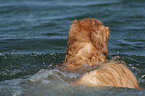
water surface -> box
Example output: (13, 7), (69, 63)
(0, 0), (145, 95)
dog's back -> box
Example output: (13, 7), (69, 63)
(71, 62), (143, 90)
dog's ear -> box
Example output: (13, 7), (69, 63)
(90, 23), (110, 54)
(90, 30), (103, 51)
(67, 19), (79, 45)
(102, 27), (110, 54)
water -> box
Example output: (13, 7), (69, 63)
(0, 0), (145, 95)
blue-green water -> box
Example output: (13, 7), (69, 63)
(0, 0), (145, 95)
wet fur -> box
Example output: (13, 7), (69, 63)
(62, 18), (143, 90)
(63, 18), (110, 71)
(71, 61), (143, 90)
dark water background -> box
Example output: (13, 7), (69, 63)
(0, 0), (145, 95)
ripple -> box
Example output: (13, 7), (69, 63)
(0, 0), (145, 94)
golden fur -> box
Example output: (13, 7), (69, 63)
(71, 61), (143, 90)
(63, 18), (110, 71)
(61, 18), (143, 90)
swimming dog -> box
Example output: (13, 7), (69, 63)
(62, 18), (143, 90)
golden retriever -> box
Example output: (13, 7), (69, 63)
(61, 18), (143, 90)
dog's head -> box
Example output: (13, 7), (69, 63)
(71, 18), (110, 54)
